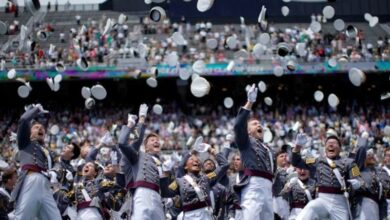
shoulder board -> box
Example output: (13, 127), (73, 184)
(306, 158), (316, 164)
(351, 165), (360, 177)
(169, 181), (178, 191)
(206, 171), (217, 179)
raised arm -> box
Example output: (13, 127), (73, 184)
(234, 84), (258, 151)
(118, 106), (147, 162)
(17, 105), (47, 149)
(354, 137), (369, 170)
(85, 146), (99, 162)
(234, 108), (251, 151)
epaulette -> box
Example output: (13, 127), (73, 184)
(206, 171), (217, 179)
(305, 158), (316, 164)
(169, 181), (178, 191)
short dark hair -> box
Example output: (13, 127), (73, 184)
(2, 168), (17, 185)
(71, 142), (80, 160)
(326, 135), (341, 146)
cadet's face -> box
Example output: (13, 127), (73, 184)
(203, 160), (215, 173)
(30, 123), (45, 143)
(185, 155), (201, 174)
(325, 139), (341, 159)
(103, 164), (116, 176)
(233, 155), (242, 171)
(61, 144), (74, 160)
(247, 120), (263, 140)
(366, 153), (376, 166)
(277, 153), (288, 168)
(81, 145), (90, 158)
(384, 151), (390, 166)
(297, 168), (309, 181)
(145, 136), (161, 154)
(82, 162), (97, 179)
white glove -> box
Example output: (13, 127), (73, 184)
(195, 143), (211, 153)
(357, 136), (368, 148)
(138, 104), (148, 118)
(222, 142), (230, 149)
(165, 198), (174, 208)
(247, 83), (258, 103)
(295, 133), (308, 147)
(171, 151), (181, 163)
(9, 132), (17, 142)
(288, 176), (298, 186)
(226, 134), (234, 142)
(65, 170), (74, 182)
(34, 103), (49, 114)
(49, 171), (58, 184)
(99, 132), (113, 146)
(162, 159), (175, 172)
(193, 136), (204, 151)
(110, 151), (118, 165)
(347, 179), (361, 190)
(127, 114), (138, 127)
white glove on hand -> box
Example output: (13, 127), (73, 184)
(65, 170), (74, 182)
(357, 136), (368, 148)
(171, 151), (181, 163)
(9, 132), (17, 142)
(165, 198), (174, 208)
(295, 133), (308, 147)
(226, 134), (234, 142)
(49, 171), (58, 184)
(110, 151), (118, 165)
(99, 132), (113, 146)
(288, 176), (298, 187)
(222, 142), (230, 149)
(193, 136), (204, 151)
(162, 159), (175, 172)
(138, 104), (148, 118)
(347, 179), (361, 190)
(127, 114), (138, 127)
(247, 84), (258, 103)
(34, 103), (49, 114)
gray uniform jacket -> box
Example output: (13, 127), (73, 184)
(118, 124), (144, 187)
(280, 178), (316, 210)
(273, 168), (289, 197)
(234, 108), (275, 174)
(11, 107), (55, 202)
(165, 151), (230, 210)
(233, 108), (276, 192)
(292, 152), (361, 190)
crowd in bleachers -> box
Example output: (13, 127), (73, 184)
(1, 9), (390, 70)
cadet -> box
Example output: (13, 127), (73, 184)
(118, 104), (169, 220)
(380, 148), (390, 219)
(12, 104), (62, 219)
(280, 165), (316, 220)
(72, 161), (104, 219)
(234, 84), (275, 220)
(166, 146), (229, 220)
(51, 143), (80, 215)
(273, 147), (291, 220)
(0, 168), (17, 219)
(202, 147), (230, 220)
(292, 133), (363, 220)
